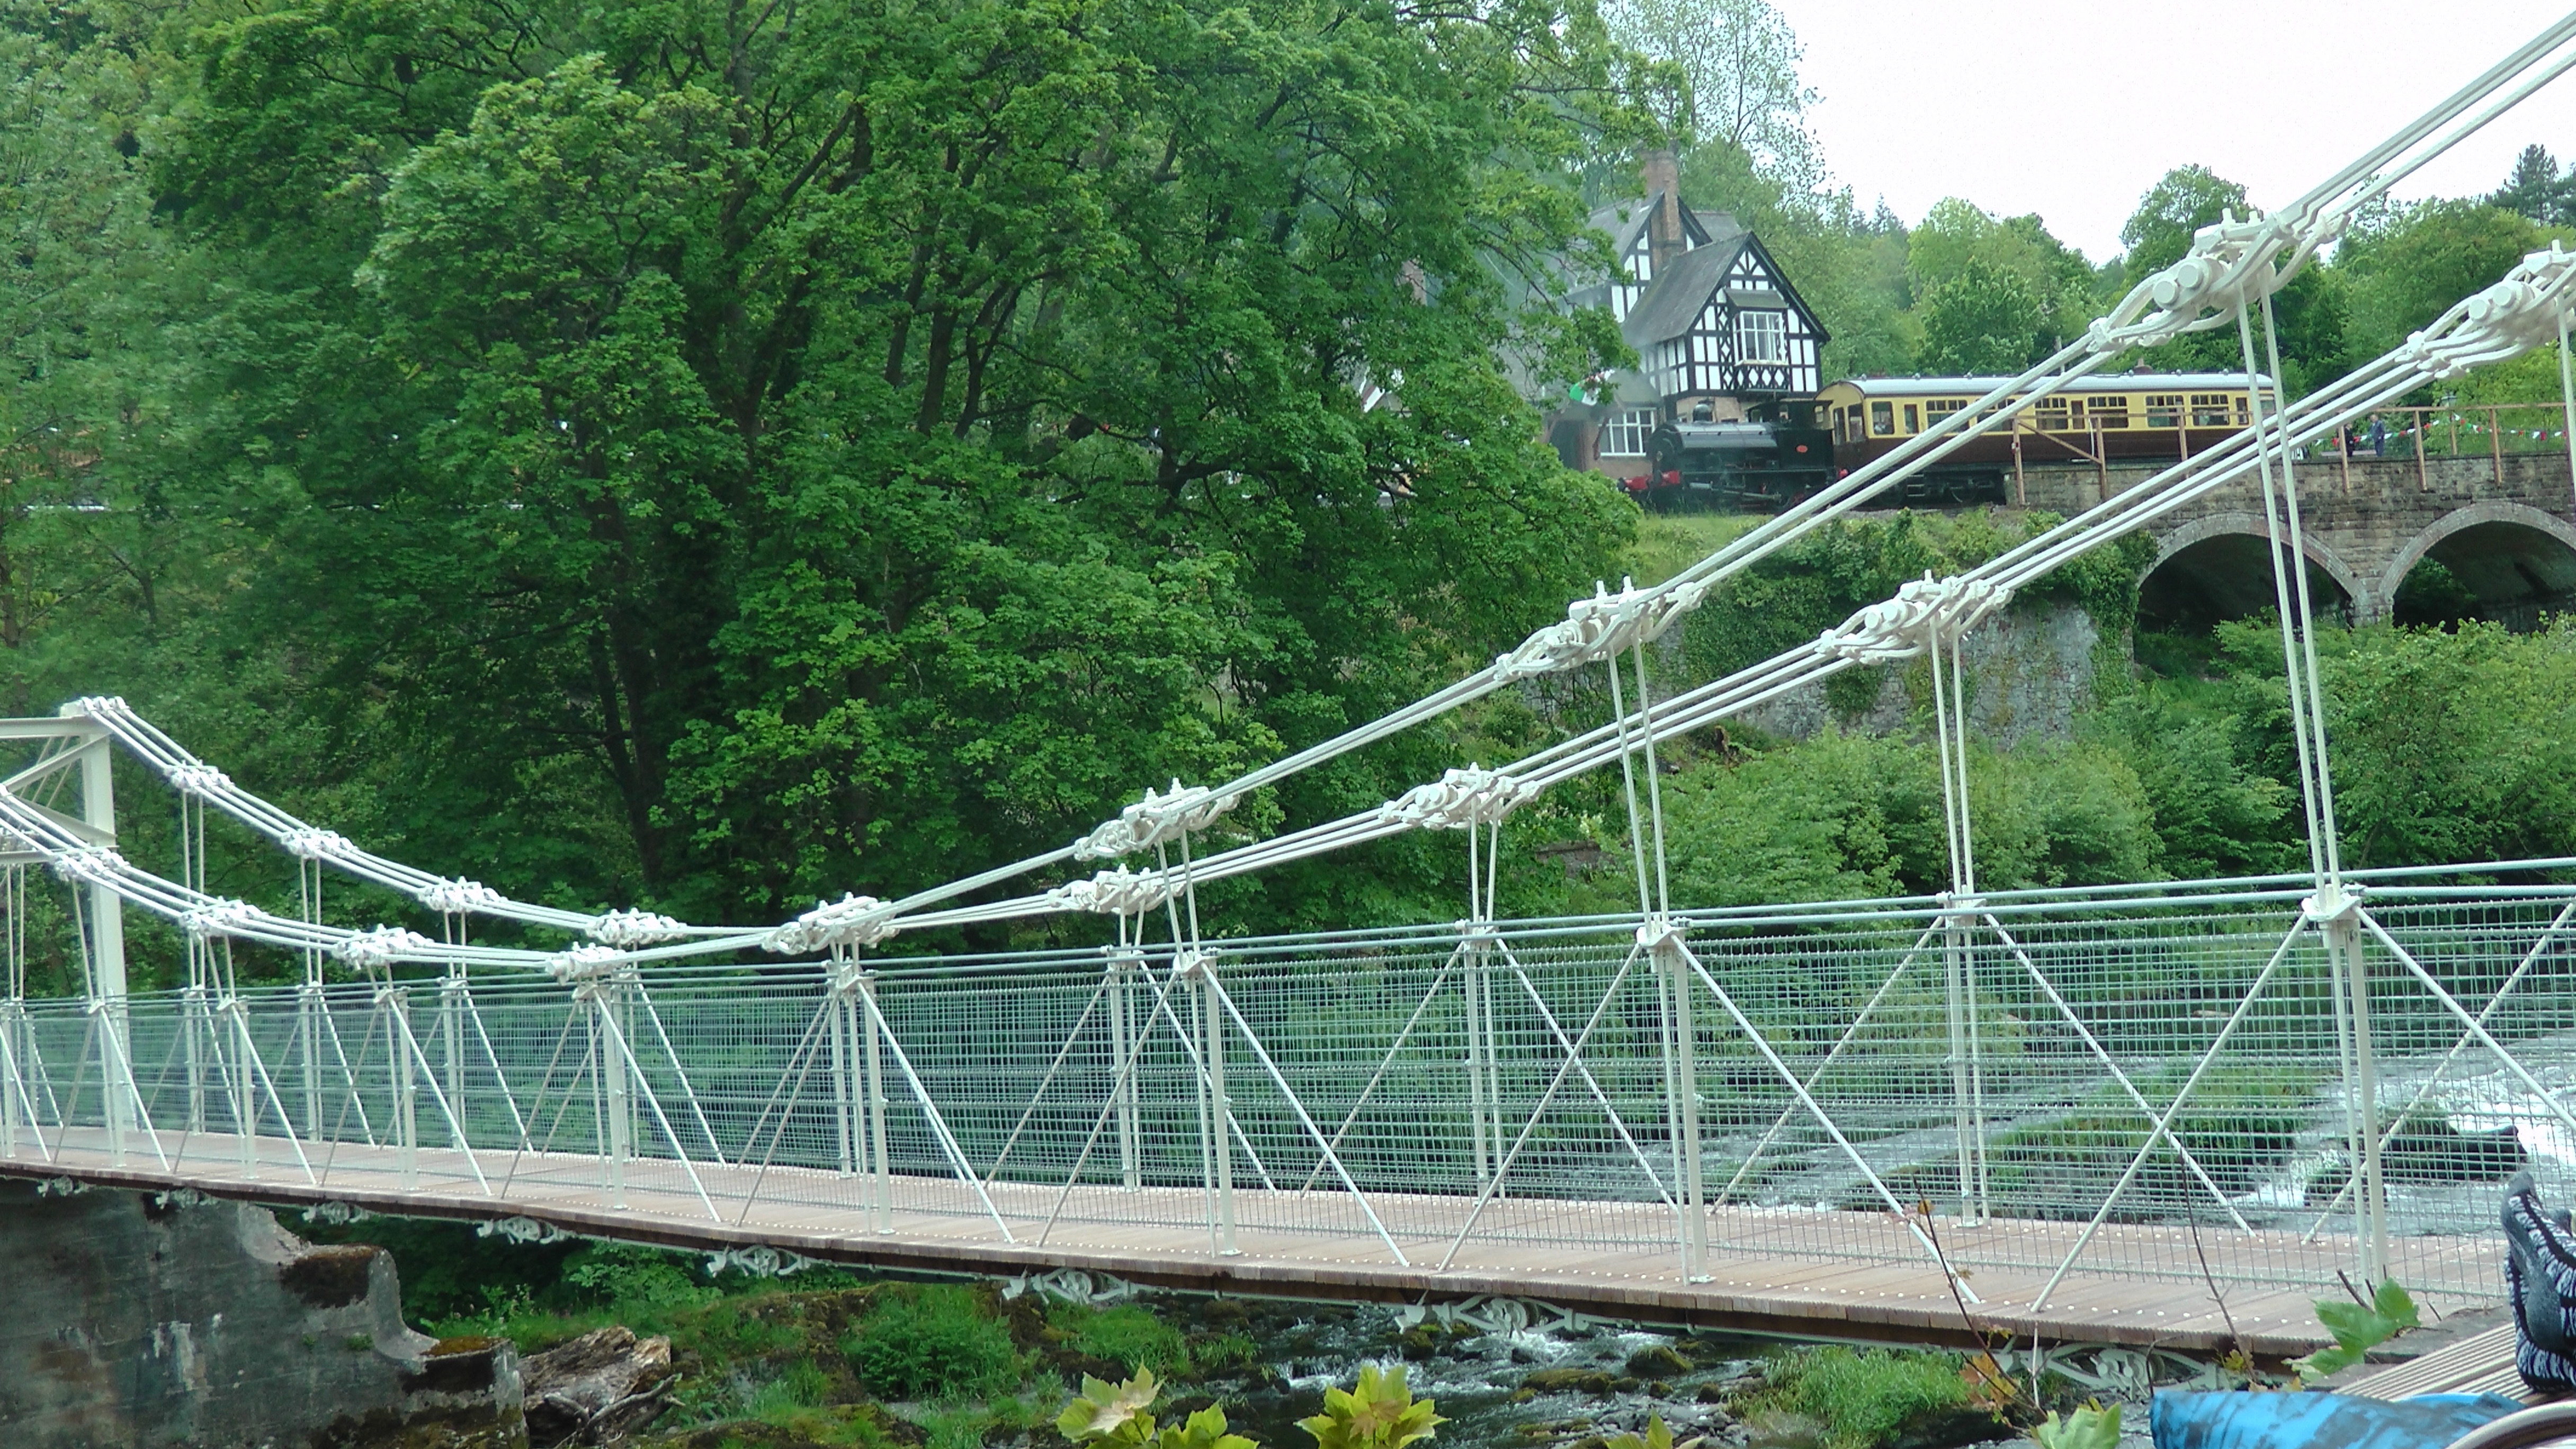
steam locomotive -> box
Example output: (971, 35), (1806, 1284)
(1620, 399), (2004, 513)
(1617, 372), (2274, 513)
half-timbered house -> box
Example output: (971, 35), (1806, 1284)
(1548, 153), (1831, 479)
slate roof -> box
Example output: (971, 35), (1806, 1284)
(1619, 235), (1754, 348)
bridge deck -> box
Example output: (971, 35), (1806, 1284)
(0, 1130), (2509, 1355)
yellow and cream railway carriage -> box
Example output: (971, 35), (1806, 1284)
(1811, 372), (2278, 501)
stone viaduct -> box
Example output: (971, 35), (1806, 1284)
(2017, 451), (2576, 628)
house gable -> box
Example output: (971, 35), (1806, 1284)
(1623, 231), (1828, 402)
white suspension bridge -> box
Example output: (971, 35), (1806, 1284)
(17, 17), (2576, 1358)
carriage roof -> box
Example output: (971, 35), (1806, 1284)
(1823, 372), (2275, 397)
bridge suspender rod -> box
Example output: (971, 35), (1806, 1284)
(2561, 309), (2576, 515)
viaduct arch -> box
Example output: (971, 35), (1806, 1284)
(2022, 452), (2576, 629)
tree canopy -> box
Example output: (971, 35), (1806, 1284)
(2, 0), (1649, 948)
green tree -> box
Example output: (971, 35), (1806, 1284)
(2117, 164), (2247, 278)
(1916, 255), (2044, 374)
(115, 0), (1641, 937)
(2491, 143), (2576, 227)
(1906, 199), (2094, 349)
(1606, 0), (1821, 187)
(2337, 199), (2546, 366)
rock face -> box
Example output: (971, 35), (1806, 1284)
(522, 1327), (675, 1446)
(0, 1177), (523, 1448)
(1732, 597), (2103, 746)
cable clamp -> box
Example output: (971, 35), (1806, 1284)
(2302, 884), (2365, 924)
(1636, 915), (1687, 953)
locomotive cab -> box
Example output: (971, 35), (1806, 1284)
(1640, 401), (1833, 512)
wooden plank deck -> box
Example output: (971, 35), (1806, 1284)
(0, 1129), (2512, 1355)
(2349, 1323), (2537, 1402)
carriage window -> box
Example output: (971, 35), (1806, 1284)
(2088, 395), (2130, 428)
(1903, 404), (1919, 433)
(1596, 407), (1657, 458)
(2145, 393), (2183, 427)
(2034, 399), (2073, 431)
(2189, 392), (2234, 426)
(1925, 398), (1965, 421)
(1736, 309), (1787, 364)
(1870, 400), (1893, 435)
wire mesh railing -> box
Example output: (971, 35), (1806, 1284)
(6, 864), (2570, 1309)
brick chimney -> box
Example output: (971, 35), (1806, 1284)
(1640, 148), (1684, 277)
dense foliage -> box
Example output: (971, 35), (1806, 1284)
(2, 0), (1650, 953)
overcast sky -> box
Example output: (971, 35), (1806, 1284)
(1774, 0), (2576, 262)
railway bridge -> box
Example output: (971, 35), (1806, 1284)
(2020, 450), (2576, 630)
(17, 18), (2576, 1373)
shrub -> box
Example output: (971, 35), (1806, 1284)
(844, 1285), (1023, 1401)
(1754, 1346), (1983, 1449)
(1052, 1303), (1189, 1376)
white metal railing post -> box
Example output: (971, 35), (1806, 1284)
(75, 734), (133, 1142)
(860, 971), (891, 1231)
(1193, 951), (1237, 1255)
(384, 982), (418, 1189)
(227, 997), (255, 1175)
(1, 864), (22, 1159)
(598, 981), (630, 1208)
(183, 979), (209, 1135)
(2328, 905), (2388, 1281)
(1110, 944), (1142, 1192)
(829, 951), (857, 1179)
(1461, 825), (1505, 1194)
(1474, 934), (1505, 1190)
(440, 965), (468, 1149)
(1929, 618), (1989, 1222)
(1, 1001), (17, 1159)
(1653, 920), (1707, 1279)
(1463, 925), (1494, 1190)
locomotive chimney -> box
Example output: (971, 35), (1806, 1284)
(1640, 148), (1683, 277)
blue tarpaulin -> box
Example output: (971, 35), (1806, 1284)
(2153, 1391), (2524, 1449)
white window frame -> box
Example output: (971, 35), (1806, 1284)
(1734, 309), (1787, 364)
(1597, 407), (1657, 458)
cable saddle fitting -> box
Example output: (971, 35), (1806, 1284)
(1817, 574), (2012, 666)
(282, 828), (359, 863)
(2089, 205), (2351, 353)
(2302, 885), (2366, 924)
(1045, 866), (1178, 917)
(1378, 767), (1536, 830)
(763, 892), (896, 954)
(48, 845), (128, 887)
(1071, 779), (1239, 860)
(335, 925), (437, 971)
(2396, 243), (2576, 378)
(588, 907), (688, 948)
(166, 764), (232, 797)
(1491, 575), (1712, 682)
(416, 877), (509, 916)
(178, 899), (260, 938)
